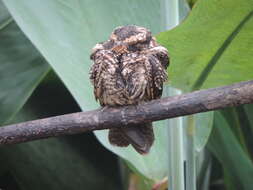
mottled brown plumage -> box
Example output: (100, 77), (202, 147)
(89, 25), (169, 154)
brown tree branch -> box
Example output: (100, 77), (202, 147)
(1, 80), (253, 145)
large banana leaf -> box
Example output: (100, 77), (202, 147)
(157, 0), (253, 91)
(3, 0), (161, 110)
(2, 0), (170, 180)
(0, 1), (50, 125)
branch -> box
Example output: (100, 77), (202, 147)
(1, 80), (253, 145)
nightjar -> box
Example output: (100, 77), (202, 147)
(89, 25), (169, 154)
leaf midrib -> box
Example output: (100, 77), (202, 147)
(192, 10), (253, 91)
(0, 17), (13, 31)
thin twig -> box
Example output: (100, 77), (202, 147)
(1, 80), (253, 145)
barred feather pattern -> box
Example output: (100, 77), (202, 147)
(89, 25), (169, 154)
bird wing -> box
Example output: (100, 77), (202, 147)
(146, 54), (168, 100)
(89, 50), (118, 105)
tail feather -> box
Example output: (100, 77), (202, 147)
(108, 123), (154, 154)
(109, 128), (130, 147)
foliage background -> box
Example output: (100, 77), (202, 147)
(0, 0), (253, 189)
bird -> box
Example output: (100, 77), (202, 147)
(89, 25), (169, 154)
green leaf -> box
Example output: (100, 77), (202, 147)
(220, 108), (250, 155)
(207, 111), (253, 190)
(3, 0), (161, 110)
(223, 168), (238, 190)
(235, 105), (253, 159)
(241, 104), (253, 133)
(3, 0), (169, 180)
(187, 0), (198, 8)
(0, 1), (50, 125)
(157, 0), (253, 91)
(195, 112), (214, 151)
